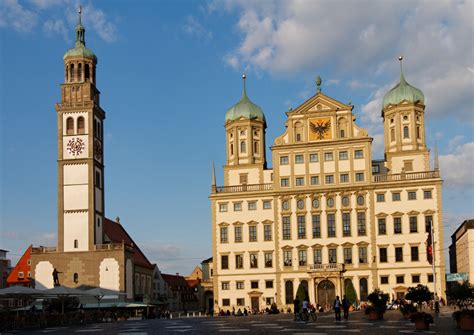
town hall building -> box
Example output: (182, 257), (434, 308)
(210, 63), (446, 312)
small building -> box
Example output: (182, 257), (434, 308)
(162, 273), (199, 312)
(0, 249), (11, 289)
(6, 246), (32, 287)
(152, 264), (167, 305)
(200, 257), (214, 314)
(449, 219), (474, 282)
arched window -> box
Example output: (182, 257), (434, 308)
(99, 122), (103, 139)
(285, 281), (294, 304)
(403, 126), (409, 139)
(294, 121), (303, 142)
(240, 141), (246, 153)
(78, 63), (82, 82)
(93, 120), (97, 135)
(340, 129), (345, 138)
(230, 144), (234, 155)
(73, 273), (79, 283)
(390, 128), (395, 142)
(77, 116), (85, 134)
(338, 117), (348, 139)
(254, 141), (258, 154)
(416, 126), (420, 139)
(66, 66), (69, 82)
(85, 64), (90, 81)
(359, 278), (368, 301)
(66, 117), (74, 135)
(70, 64), (74, 82)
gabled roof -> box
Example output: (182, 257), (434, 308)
(7, 245), (32, 286)
(103, 218), (153, 269)
(162, 273), (191, 291)
(288, 91), (352, 116)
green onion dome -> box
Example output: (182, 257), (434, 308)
(63, 20), (96, 61)
(382, 56), (424, 109)
(225, 75), (265, 123)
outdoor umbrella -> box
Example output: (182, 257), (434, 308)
(84, 287), (126, 312)
(0, 285), (45, 296)
(44, 286), (94, 314)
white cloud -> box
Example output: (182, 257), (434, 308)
(29, 0), (65, 9)
(183, 15), (212, 40)
(0, 0), (38, 32)
(80, 4), (117, 42)
(43, 18), (69, 42)
(439, 141), (474, 188)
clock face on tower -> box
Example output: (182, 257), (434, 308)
(66, 138), (85, 156)
(94, 139), (102, 160)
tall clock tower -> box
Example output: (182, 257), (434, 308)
(57, 9), (105, 252)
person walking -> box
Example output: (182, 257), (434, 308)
(342, 295), (349, 320)
(334, 296), (342, 321)
(293, 297), (300, 320)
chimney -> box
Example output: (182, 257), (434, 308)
(116, 216), (120, 224)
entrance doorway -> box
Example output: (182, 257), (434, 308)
(251, 297), (259, 312)
(317, 280), (335, 308)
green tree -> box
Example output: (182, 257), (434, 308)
(296, 282), (308, 303)
(405, 285), (432, 311)
(345, 280), (357, 305)
(447, 281), (474, 310)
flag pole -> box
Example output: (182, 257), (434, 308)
(430, 219), (438, 302)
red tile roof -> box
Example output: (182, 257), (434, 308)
(162, 273), (191, 291)
(186, 279), (200, 289)
(103, 218), (153, 269)
(7, 245), (32, 286)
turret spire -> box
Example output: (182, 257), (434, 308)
(75, 5), (86, 47)
(398, 55), (407, 84)
(434, 141), (439, 170)
(241, 74), (247, 99)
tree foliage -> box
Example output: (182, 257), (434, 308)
(447, 281), (474, 310)
(345, 280), (357, 305)
(366, 289), (389, 314)
(405, 285), (433, 310)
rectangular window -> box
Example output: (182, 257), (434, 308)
(222, 299), (230, 306)
(220, 227), (228, 243)
(408, 191), (417, 200)
(325, 175), (334, 184)
(310, 176), (319, 185)
(237, 298), (245, 306)
(379, 248), (387, 263)
(95, 171), (101, 188)
(250, 254), (258, 268)
(395, 247), (403, 262)
(340, 173), (349, 183)
(248, 201), (257, 210)
(264, 224), (272, 241)
(357, 212), (366, 236)
(297, 215), (306, 239)
(355, 172), (365, 182)
(324, 152), (334, 161)
(263, 200), (272, 209)
(249, 226), (257, 242)
(411, 246), (419, 261)
(343, 247), (352, 264)
(236, 281), (244, 289)
(339, 151), (348, 160)
(264, 252), (273, 268)
(327, 214), (336, 237)
(298, 250), (307, 266)
(251, 281), (259, 289)
(396, 275), (404, 284)
(234, 203), (242, 211)
(265, 280), (274, 289)
(309, 153), (319, 162)
(281, 178), (289, 187)
(381, 276), (389, 284)
(412, 275), (420, 283)
(425, 216), (433, 233)
(313, 249), (322, 264)
(235, 254), (243, 269)
(372, 165), (380, 174)
(219, 203), (228, 212)
(342, 212), (351, 237)
(282, 216), (291, 240)
(221, 255), (228, 269)
(234, 226), (242, 243)
(354, 149), (364, 159)
(280, 156), (289, 165)
(295, 154), (304, 164)
(394, 217), (402, 234)
(423, 190), (432, 199)
(328, 248), (337, 263)
(392, 192), (401, 201)
(376, 193), (385, 202)
(428, 274), (434, 282)
(222, 282), (230, 290)
(378, 218), (386, 235)
(359, 247), (368, 264)
(295, 177), (305, 186)
(409, 216), (418, 233)
(312, 215), (321, 238)
(240, 173), (248, 184)
(283, 250), (292, 266)
(74, 239), (78, 248)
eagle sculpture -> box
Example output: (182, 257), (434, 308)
(310, 120), (331, 140)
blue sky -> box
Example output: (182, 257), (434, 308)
(1, 0), (473, 275)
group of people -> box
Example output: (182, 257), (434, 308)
(293, 295), (351, 321)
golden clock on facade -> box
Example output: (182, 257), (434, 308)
(309, 118), (332, 140)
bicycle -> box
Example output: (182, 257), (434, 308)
(299, 307), (317, 322)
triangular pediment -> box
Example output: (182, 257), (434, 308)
(289, 92), (352, 116)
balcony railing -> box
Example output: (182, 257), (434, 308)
(308, 263), (345, 272)
(31, 246), (57, 254)
(214, 183), (273, 194)
(94, 242), (124, 251)
(373, 170), (439, 183)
